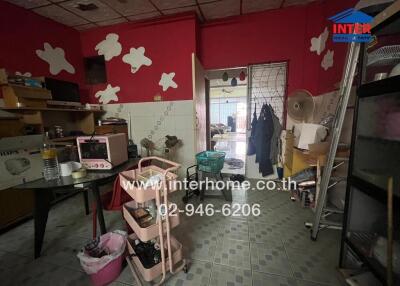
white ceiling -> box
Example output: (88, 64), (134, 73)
(5, 0), (317, 30)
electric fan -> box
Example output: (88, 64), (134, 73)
(287, 89), (315, 122)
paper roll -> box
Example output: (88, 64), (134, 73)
(60, 162), (73, 177)
(60, 161), (82, 177)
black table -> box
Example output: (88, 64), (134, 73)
(13, 159), (140, 258)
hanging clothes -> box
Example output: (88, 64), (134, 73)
(247, 104), (257, 155)
(254, 104), (274, 176)
(269, 106), (282, 165)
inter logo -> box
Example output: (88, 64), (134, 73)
(329, 8), (373, 43)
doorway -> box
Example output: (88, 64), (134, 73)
(207, 68), (248, 175)
(245, 62), (288, 179)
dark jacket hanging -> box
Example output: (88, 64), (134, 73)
(247, 104), (257, 155)
(269, 106), (282, 165)
(254, 104), (274, 176)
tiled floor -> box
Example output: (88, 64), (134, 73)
(213, 132), (246, 175)
(0, 184), (343, 286)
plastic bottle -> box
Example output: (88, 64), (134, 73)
(42, 132), (60, 180)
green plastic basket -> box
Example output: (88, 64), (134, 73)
(195, 151), (226, 173)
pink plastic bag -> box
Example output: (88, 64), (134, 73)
(77, 230), (127, 275)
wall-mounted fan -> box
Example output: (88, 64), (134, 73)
(287, 89), (315, 122)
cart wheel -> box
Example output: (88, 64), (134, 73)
(183, 264), (188, 273)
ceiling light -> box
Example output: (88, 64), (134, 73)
(76, 3), (99, 11)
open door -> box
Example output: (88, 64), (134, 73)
(192, 53), (207, 153)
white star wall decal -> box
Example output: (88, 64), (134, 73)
(159, 72), (178, 91)
(310, 27), (329, 55)
(95, 33), (122, 61)
(122, 47), (152, 74)
(321, 50), (334, 71)
(95, 84), (120, 104)
(15, 71), (32, 77)
(36, 43), (75, 75)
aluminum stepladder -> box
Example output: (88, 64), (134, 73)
(309, 41), (361, 241)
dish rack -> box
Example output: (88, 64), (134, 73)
(119, 156), (187, 285)
(367, 45), (400, 66)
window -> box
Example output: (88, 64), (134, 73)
(247, 62), (288, 128)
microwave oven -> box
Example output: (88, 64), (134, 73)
(77, 133), (128, 170)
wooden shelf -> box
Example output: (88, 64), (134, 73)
(6, 83), (44, 90)
(0, 106), (104, 137)
(1, 107), (105, 113)
(51, 136), (78, 142)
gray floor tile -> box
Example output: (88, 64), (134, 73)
(1, 182), (344, 286)
(214, 239), (251, 269)
(288, 250), (342, 285)
(209, 264), (252, 286)
(165, 259), (212, 286)
(248, 222), (284, 245)
(217, 219), (249, 242)
(115, 265), (135, 285)
(2, 260), (90, 286)
(252, 271), (297, 286)
(181, 230), (219, 262)
(38, 234), (87, 271)
(0, 249), (32, 270)
(296, 279), (334, 286)
(250, 242), (292, 276)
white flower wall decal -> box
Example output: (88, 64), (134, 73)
(95, 84), (120, 104)
(321, 50), (334, 71)
(122, 47), (152, 73)
(310, 27), (329, 55)
(95, 33), (122, 61)
(159, 72), (178, 91)
(36, 43), (75, 75)
(15, 71), (32, 77)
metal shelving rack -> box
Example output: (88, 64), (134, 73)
(119, 156), (187, 285)
(339, 2), (400, 285)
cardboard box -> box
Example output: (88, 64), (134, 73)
(0, 148), (43, 190)
(0, 135), (44, 190)
(308, 142), (330, 155)
(293, 123), (328, 150)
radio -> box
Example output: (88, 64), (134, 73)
(77, 133), (128, 170)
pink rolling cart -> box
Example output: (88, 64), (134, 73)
(119, 156), (187, 285)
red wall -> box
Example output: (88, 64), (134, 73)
(0, 1), (84, 87)
(316, 0), (358, 93)
(1, 0), (356, 103)
(200, 0), (356, 96)
(80, 15), (197, 103)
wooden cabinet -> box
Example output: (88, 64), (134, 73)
(0, 188), (34, 230)
(0, 107), (104, 230)
(95, 124), (128, 142)
(0, 107), (104, 138)
(2, 84), (51, 108)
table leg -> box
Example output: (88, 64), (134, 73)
(82, 190), (89, 215)
(34, 189), (51, 259)
(92, 184), (107, 234)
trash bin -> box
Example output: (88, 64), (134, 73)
(77, 230), (127, 286)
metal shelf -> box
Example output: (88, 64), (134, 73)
(358, 75), (400, 97)
(358, 134), (400, 144)
(345, 235), (388, 285)
(367, 45), (400, 67)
